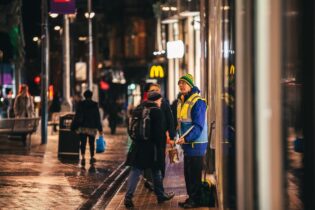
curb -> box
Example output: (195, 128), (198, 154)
(77, 162), (130, 210)
(92, 167), (130, 209)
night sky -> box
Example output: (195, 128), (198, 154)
(22, 0), (41, 60)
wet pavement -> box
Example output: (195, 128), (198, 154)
(0, 123), (130, 209)
(104, 149), (218, 210)
(0, 121), (218, 210)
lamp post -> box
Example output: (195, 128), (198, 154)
(87, 0), (93, 90)
(61, 14), (72, 111)
(41, 0), (49, 144)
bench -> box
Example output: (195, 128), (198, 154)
(0, 117), (40, 148)
(48, 112), (74, 134)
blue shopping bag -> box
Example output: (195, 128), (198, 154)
(96, 135), (106, 153)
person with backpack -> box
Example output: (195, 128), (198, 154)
(176, 74), (208, 208)
(142, 83), (176, 191)
(124, 91), (175, 208)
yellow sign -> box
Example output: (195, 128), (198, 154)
(230, 64), (235, 75)
(150, 65), (164, 78)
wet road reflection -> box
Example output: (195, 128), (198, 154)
(0, 126), (129, 209)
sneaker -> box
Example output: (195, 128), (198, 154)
(157, 192), (175, 203)
(90, 157), (96, 164)
(124, 198), (134, 208)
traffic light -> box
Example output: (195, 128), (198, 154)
(34, 75), (41, 85)
(100, 80), (110, 91)
(48, 85), (54, 100)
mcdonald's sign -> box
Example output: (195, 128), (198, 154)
(149, 65), (165, 78)
(230, 64), (235, 75)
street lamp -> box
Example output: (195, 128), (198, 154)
(78, 36), (87, 41)
(54, 25), (61, 31)
(49, 13), (59, 18)
(84, 12), (95, 19)
(33, 36), (39, 42)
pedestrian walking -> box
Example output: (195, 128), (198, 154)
(176, 74), (208, 208)
(2, 88), (14, 118)
(72, 90), (103, 165)
(49, 93), (61, 132)
(142, 83), (176, 191)
(108, 100), (119, 134)
(124, 91), (175, 208)
(13, 84), (35, 118)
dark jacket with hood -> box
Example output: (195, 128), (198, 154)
(125, 101), (165, 170)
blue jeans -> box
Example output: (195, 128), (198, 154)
(125, 167), (165, 200)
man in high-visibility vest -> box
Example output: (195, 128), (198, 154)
(176, 74), (208, 208)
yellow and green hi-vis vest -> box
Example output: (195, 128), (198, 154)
(177, 93), (208, 156)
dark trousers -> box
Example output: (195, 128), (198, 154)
(143, 168), (153, 183)
(79, 134), (95, 157)
(184, 156), (203, 202)
(126, 167), (165, 200)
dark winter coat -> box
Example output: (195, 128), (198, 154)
(125, 101), (166, 170)
(161, 98), (176, 140)
(72, 99), (103, 132)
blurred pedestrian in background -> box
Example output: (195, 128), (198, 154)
(49, 93), (61, 132)
(13, 84), (35, 146)
(72, 93), (82, 112)
(49, 93), (61, 117)
(72, 90), (103, 165)
(108, 100), (119, 135)
(13, 84), (35, 118)
(2, 88), (14, 118)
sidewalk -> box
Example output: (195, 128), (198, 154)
(106, 150), (218, 210)
(0, 124), (130, 209)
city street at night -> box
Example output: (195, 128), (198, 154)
(1, 0), (315, 209)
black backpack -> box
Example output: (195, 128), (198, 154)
(128, 104), (151, 141)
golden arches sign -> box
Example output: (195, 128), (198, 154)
(150, 65), (164, 78)
(230, 64), (235, 75)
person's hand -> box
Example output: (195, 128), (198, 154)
(176, 137), (185, 145)
(168, 140), (175, 146)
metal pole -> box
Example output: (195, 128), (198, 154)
(41, 0), (49, 144)
(87, 0), (93, 90)
(62, 15), (72, 111)
(256, 0), (283, 209)
(199, 0), (207, 98)
(236, 0), (255, 209)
